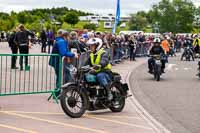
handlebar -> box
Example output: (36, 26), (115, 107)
(80, 65), (101, 73)
(80, 65), (91, 71)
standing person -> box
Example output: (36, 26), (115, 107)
(193, 35), (200, 55)
(1, 32), (5, 42)
(40, 29), (47, 53)
(47, 30), (55, 54)
(161, 36), (170, 63)
(49, 30), (78, 97)
(161, 36), (170, 55)
(78, 37), (88, 53)
(8, 28), (18, 69)
(138, 33), (146, 56)
(68, 31), (81, 54)
(14, 24), (34, 71)
(129, 35), (137, 61)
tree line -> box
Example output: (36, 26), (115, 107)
(129, 0), (200, 33)
(0, 7), (91, 32)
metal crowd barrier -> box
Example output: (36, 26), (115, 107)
(135, 43), (148, 57)
(0, 46), (149, 99)
(0, 54), (62, 101)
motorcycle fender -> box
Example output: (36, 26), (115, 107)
(61, 82), (88, 95)
(155, 64), (161, 71)
(62, 82), (77, 89)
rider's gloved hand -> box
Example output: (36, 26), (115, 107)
(93, 65), (101, 70)
(90, 68), (96, 74)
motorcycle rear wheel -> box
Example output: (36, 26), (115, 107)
(109, 82), (126, 112)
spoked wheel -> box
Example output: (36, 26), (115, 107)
(109, 82), (125, 112)
(60, 85), (88, 118)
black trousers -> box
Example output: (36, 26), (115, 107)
(48, 40), (53, 54)
(19, 45), (29, 67)
(53, 65), (61, 97)
(194, 45), (200, 54)
(130, 47), (136, 61)
(41, 40), (47, 52)
(10, 45), (18, 68)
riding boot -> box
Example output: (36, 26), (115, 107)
(25, 65), (30, 71)
(105, 84), (113, 101)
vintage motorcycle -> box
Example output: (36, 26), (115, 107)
(149, 55), (164, 81)
(60, 65), (130, 118)
(183, 46), (193, 61)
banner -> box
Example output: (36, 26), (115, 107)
(112, 0), (120, 34)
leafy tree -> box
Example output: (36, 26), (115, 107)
(193, 7), (200, 31)
(149, 0), (195, 33)
(0, 7), (92, 32)
(129, 14), (147, 31)
(17, 12), (28, 24)
(0, 12), (9, 20)
(64, 12), (79, 27)
(173, 0), (195, 32)
(83, 23), (97, 30)
(0, 20), (13, 31)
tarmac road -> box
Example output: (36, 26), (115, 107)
(130, 55), (200, 133)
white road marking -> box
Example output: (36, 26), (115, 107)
(184, 68), (192, 71)
(166, 64), (177, 71)
(175, 68), (179, 71)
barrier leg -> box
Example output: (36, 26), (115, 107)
(47, 94), (52, 101)
(47, 91), (59, 104)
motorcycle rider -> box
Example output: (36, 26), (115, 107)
(181, 35), (194, 61)
(87, 38), (113, 100)
(193, 34), (200, 56)
(148, 38), (166, 73)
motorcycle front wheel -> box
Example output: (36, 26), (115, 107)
(60, 85), (88, 118)
(154, 68), (160, 81)
(156, 73), (160, 81)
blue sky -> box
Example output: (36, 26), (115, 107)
(0, 0), (199, 16)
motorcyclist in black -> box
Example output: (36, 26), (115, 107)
(180, 35), (194, 61)
(148, 38), (166, 73)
